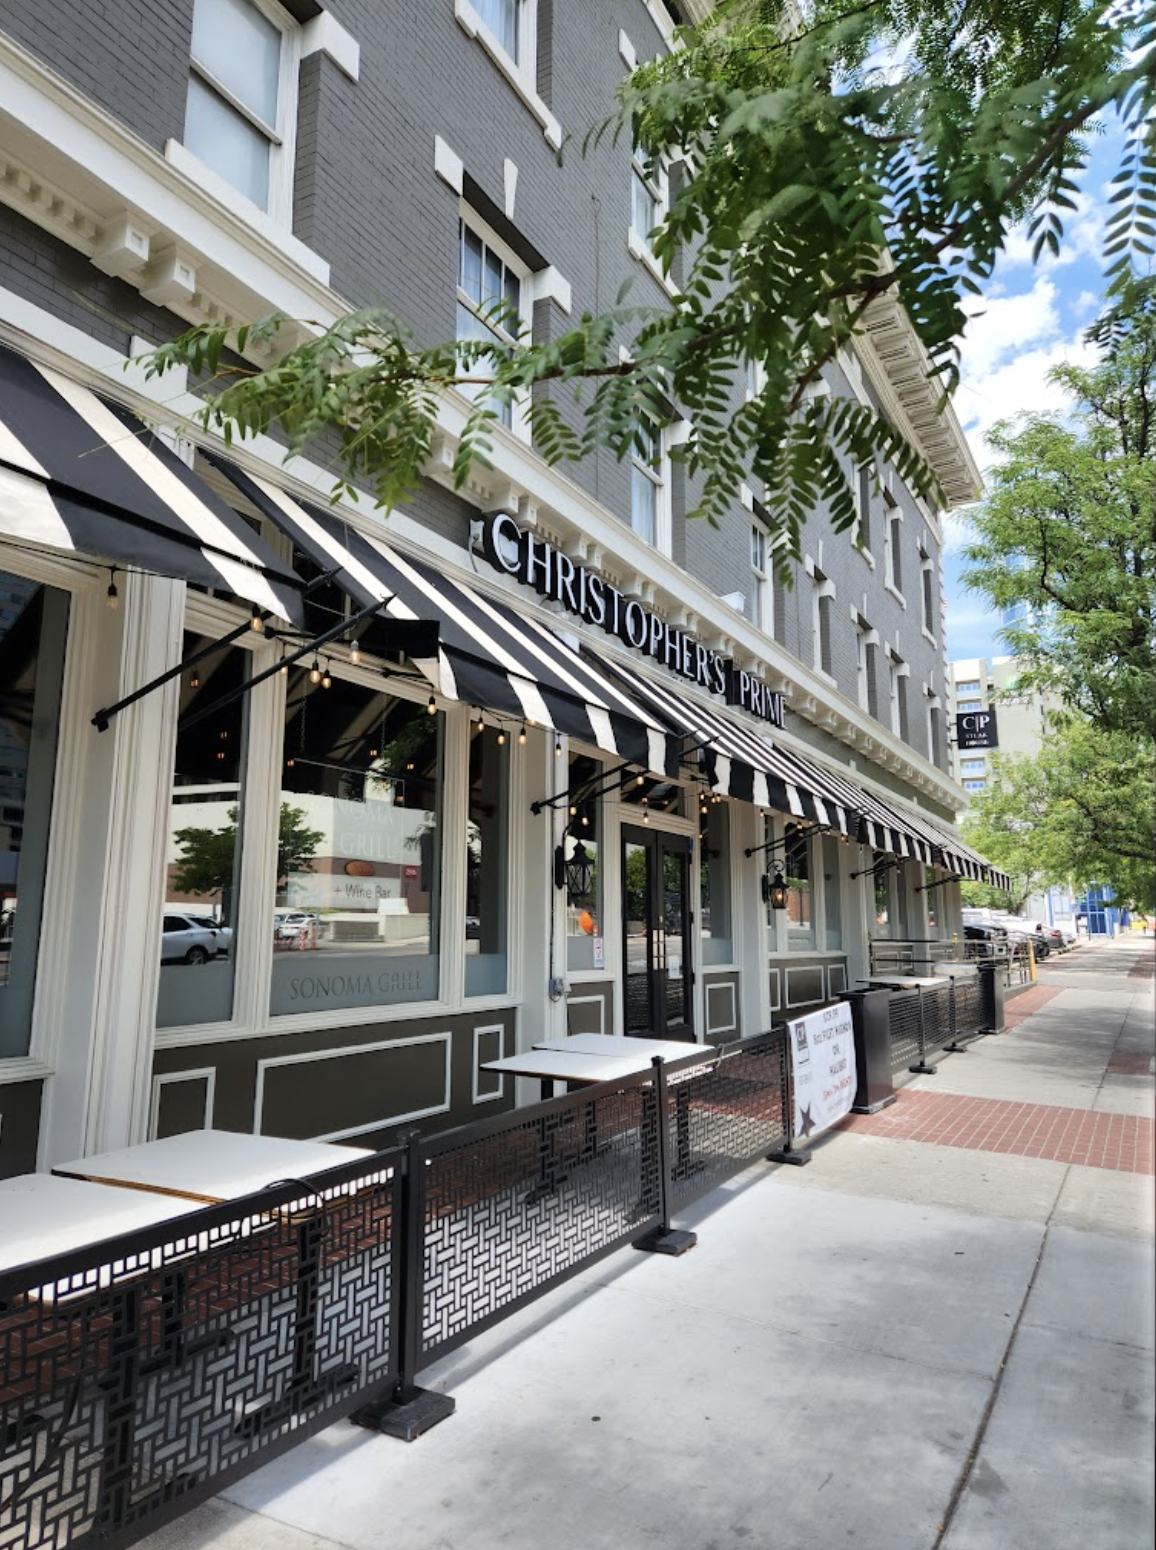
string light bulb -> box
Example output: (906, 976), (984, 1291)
(427, 694), (437, 715)
(517, 724), (527, 746)
(190, 670), (200, 690)
(249, 608), (264, 633)
(475, 707), (485, 733)
(309, 659), (322, 685)
(496, 729), (506, 746)
(349, 638), (361, 666)
(321, 666), (332, 689)
(106, 568), (119, 610)
(555, 738), (562, 758)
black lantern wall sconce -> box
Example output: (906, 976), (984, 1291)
(762, 870), (789, 909)
(554, 838), (595, 896)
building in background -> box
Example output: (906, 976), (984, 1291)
(0, 0), (1003, 1175)
(946, 656), (1077, 926)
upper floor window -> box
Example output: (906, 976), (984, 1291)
(185, 0), (298, 219)
(888, 653), (908, 739)
(631, 144), (668, 253)
(957, 699), (983, 714)
(631, 417), (668, 549)
(749, 523), (769, 632)
(856, 465), (873, 555)
(963, 779), (986, 793)
(474, 0), (522, 59)
(956, 680), (981, 696)
(884, 488), (903, 595)
(812, 571), (835, 677)
(960, 758), (986, 775)
(920, 549), (936, 635)
(456, 216), (524, 433)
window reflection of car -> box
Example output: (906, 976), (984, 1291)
(161, 913), (226, 965)
(275, 912), (319, 942)
(464, 916), (481, 939)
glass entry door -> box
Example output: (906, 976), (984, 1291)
(621, 825), (694, 1040)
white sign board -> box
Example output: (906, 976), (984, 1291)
(788, 1002), (856, 1139)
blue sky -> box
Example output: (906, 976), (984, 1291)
(941, 133), (1121, 664)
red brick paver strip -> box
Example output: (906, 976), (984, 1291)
(1003, 985), (1063, 1029)
(836, 1089), (1154, 1174)
(1106, 1051), (1155, 1076)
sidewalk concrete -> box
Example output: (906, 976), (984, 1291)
(140, 936), (1155, 1550)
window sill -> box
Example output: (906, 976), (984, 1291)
(627, 230), (679, 298)
(813, 666), (838, 688)
(164, 140), (329, 282)
(921, 626), (937, 647)
(455, 0), (562, 149)
(884, 581), (907, 609)
(857, 547), (876, 571)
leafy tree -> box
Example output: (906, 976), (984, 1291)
(172, 803), (326, 905)
(144, 0), (1155, 566)
(962, 288), (1156, 739)
(960, 722), (1156, 913)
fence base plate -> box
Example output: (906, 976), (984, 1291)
(767, 1147), (811, 1166)
(350, 1387), (456, 1442)
(852, 1093), (897, 1115)
(909, 1061), (937, 1074)
(942, 1042), (969, 1053)
(633, 1226), (697, 1256)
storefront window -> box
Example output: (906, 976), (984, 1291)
(873, 865), (891, 932)
(158, 635), (250, 1028)
(700, 800), (732, 964)
(822, 835), (843, 949)
(270, 674), (443, 1015)
(465, 724), (508, 995)
(785, 825), (814, 948)
(566, 752), (603, 971)
(0, 572), (67, 1058)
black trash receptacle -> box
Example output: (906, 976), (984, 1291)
(977, 960), (1007, 1034)
(841, 988), (896, 1113)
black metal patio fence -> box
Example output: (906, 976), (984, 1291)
(1, 1029), (791, 1550)
(0, 1149), (402, 1550)
(886, 973), (986, 1075)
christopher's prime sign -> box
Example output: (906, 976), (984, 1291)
(481, 512), (786, 728)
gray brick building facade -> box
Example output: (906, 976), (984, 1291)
(0, 0), (982, 1175)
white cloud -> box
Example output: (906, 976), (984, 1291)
(989, 187), (1106, 276)
(959, 277), (1061, 381)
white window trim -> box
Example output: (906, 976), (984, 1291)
(628, 146), (676, 297)
(454, 0), (562, 149)
(182, 0), (301, 227)
(811, 574), (835, 676)
(630, 417), (672, 554)
(456, 205), (532, 444)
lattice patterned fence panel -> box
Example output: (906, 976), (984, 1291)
(420, 1080), (661, 1365)
(665, 1035), (788, 1211)
(0, 1158), (400, 1550)
(888, 991), (922, 1071)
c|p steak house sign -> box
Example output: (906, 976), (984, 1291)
(956, 708), (999, 750)
(481, 512), (786, 729)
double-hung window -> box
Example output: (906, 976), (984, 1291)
(184, 0), (297, 219)
(920, 549), (936, 636)
(856, 465), (873, 555)
(812, 571), (835, 677)
(885, 489), (903, 596)
(456, 217), (524, 432)
(631, 417), (667, 548)
(749, 522), (769, 631)
(473, 0), (522, 59)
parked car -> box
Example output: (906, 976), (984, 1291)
(275, 912), (319, 942)
(161, 913), (226, 965)
(963, 922), (1008, 945)
(1001, 922), (1049, 959)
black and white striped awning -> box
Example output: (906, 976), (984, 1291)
(0, 345), (303, 622)
(589, 651), (858, 834)
(890, 804), (1004, 885)
(209, 462), (682, 776)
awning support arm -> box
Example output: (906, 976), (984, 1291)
(743, 822), (823, 860)
(915, 874), (964, 893)
(90, 568), (344, 732)
(145, 594), (390, 739)
(529, 736), (713, 815)
(851, 857), (902, 881)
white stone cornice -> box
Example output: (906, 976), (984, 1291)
(0, 32), (341, 347)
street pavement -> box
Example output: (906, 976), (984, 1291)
(140, 935), (1155, 1550)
